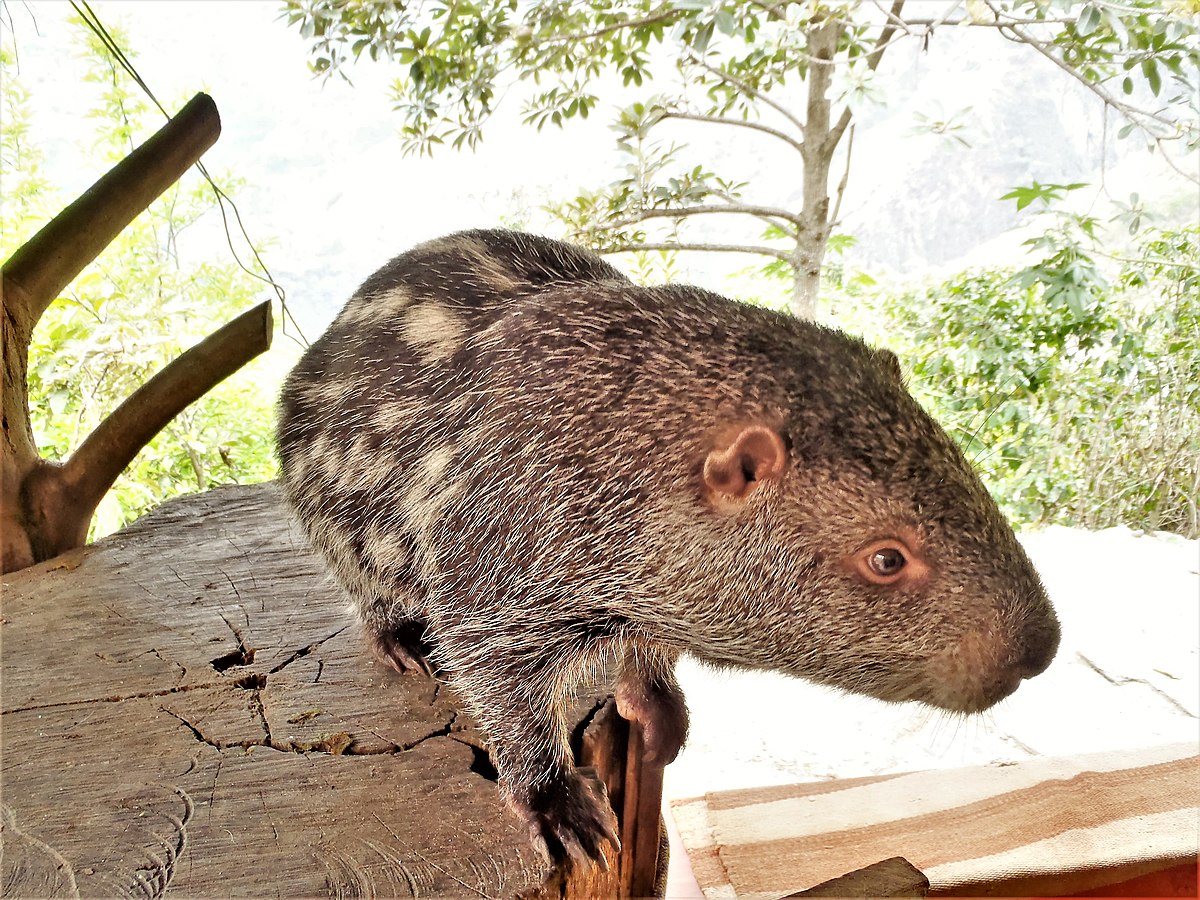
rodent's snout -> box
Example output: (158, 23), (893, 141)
(921, 597), (1061, 713)
(1017, 611), (1061, 681)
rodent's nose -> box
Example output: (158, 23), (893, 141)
(1018, 614), (1061, 679)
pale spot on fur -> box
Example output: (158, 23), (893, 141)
(401, 302), (466, 364)
(362, 521), (413, 574)
(372, 286), (413, 318)
(461, 239), (522, 292)
(399, 445), (462, 539)
(337, 287), (413, 328)
(370, 399), (418, 431)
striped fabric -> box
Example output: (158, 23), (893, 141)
(672, 742), (1199, 898)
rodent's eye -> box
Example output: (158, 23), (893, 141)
(868, 547), (906, 578)
(849, 538), (922, 586)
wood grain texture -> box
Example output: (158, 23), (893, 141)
(0, 482), (649, 898)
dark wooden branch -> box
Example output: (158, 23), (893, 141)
(2, 93), (233, 574)
(787, 857), (929, 898)
(1, 92), (220, 331)
(62, 301), (273, 520)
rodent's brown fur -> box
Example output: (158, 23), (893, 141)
(277, 229), (1060, 866)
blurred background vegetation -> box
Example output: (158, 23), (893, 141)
(2, 2), (1196, 540)
(1, 25), (285, 538)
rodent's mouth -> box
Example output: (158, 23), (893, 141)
(918, 633), (1031, 714)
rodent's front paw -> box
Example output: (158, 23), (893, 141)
(514, 767), (620, 870)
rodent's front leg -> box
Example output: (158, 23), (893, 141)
(615, 647), (689, 765)
(440, 639), (619, 868)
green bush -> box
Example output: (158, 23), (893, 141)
(854, 225), (1199, 538)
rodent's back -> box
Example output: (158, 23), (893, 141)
(276, 230), (630, 620)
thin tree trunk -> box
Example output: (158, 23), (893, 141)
(791, 16), (844, 320)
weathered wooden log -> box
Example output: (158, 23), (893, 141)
(0, 483), (665, 897)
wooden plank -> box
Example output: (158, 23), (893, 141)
(622, 723), (668, 898)
(0, 483), (651, 898)
(786, 857), (929, 898)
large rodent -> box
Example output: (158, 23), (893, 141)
(277, 229), (1060, 867)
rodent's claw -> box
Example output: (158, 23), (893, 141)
(520, 766), (619, 871)
(368, 621), (435, 676)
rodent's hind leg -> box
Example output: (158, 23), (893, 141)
(367, 618), (436, 676)
(438, 631), (619, 869)
(615, 647), (689, 765)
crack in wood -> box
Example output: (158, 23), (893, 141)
(159, 704), (463, 758)
(568, 696), (610, 755)
(269, 626), (349, 675)
(150, 647), (188, 683)
(212, 610), (256, 671)
(2, 681), (226, 715)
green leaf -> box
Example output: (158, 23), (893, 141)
(1075, 5), (1101, 37)
(1141, 58), (1162, 96)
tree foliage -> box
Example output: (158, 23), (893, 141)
(283, 0), (1200, 316)
(852, 211), (1200, 537)
(1, 26), (282, 539)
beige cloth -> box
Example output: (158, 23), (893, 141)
(672, 742), (1199, 898)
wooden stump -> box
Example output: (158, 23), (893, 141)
(1, 483), (659, 897)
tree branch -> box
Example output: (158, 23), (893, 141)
(606, 203), (804, 230)
(534, 6), (679, 46)
(867, 0), (906, 72)
(989, 8), (1199, 183)
(660, 110), (805, 155)
(601, 241), (792, 262)
(829, 124), (856, 228)
(1, 93), (220, 333)
(682, 49), (807, 134)
(829, 0), (915, 151)
(60, 301), (273, 520)
(745, 0), (789, 22)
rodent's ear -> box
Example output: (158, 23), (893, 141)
(879, 349), (905, 384)
(703, 425), (787, 503)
